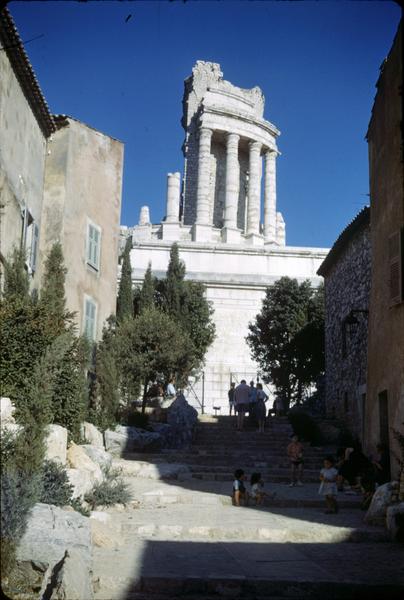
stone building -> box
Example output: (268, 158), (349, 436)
(317, 207), (371, 442)
(0, 8), (56, 289)
(0, 7), (123, 340)
(365, 20), (403, 476)
(127, 61), (329, 414)
(39, 116), (124, 341)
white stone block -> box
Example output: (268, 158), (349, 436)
(44, 424), (68, 465)
(0, 397), (15, 424)
(80, 421), (104, 448)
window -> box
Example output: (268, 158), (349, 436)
(83, 297), (97, 341)
(378, 390), (389, 447)
(29, 223), (39, 272)
(86, 222), (101, 271)
(388, 228), (404, 306)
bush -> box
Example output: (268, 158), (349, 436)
(40, 460), (73, 506)
(119, 406), (150, 429)
(70, 498), (91, 517)
(84, 467), (132, 509)
(288, 409), (321, 445)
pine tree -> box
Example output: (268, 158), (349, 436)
(116, 236), (133, 322)
(139, 263), (155, 313)
(164, 243), (185, 319)
(2, 246), (29, 302)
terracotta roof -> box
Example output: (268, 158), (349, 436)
(0, 6), (56, 137)
(317, 206), (370, 277)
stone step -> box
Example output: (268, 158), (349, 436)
(191, 472), (319, 483)
(187, 464), (321, 473)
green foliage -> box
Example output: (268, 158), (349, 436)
(116, 307), (195, 412)
(116, 236), (134, 322)
(139, 262), (155, 313)
(181, 281), (216, 364)
(40, 460), (73, 506)
(118, 406), (150, 429)
(247, 277), (324, 406)
(288, 410), (321, 446)
(84, 467), (132, 509)
(40, 242), (74, 333)
(164, 243), (186, 319)
(2, 246), (29, 303)
(70, 497), (91, 517)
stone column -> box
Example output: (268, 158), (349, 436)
(166, 172), (181, 223)
(193, 127), (213, 242)
(162, 172), (181, 241)
(222, 133), (241, 243)
(263, 150), (277, 243)
(246, 140), (263, 244)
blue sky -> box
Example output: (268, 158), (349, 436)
(9, 1), (401, 248)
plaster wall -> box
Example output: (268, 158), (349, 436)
(366, 22), (404, 476)
(0, 47), (46, 286)
(40, 118), (123, 340)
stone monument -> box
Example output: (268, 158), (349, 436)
(125, 61), (329, 413)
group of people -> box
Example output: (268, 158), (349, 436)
(232, 433), (390, 514)
(228, 380), (269, 432)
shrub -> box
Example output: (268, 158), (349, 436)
(70, 498), (91, 517)
(118, 406), (150, 429)
(40, 460), (73, 506)
(84, 467), (132, 509)
(288, 409), (321, 445)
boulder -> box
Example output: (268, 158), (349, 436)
(112, 458), (190, 480)
(0, 396), (15, 424)
(45, 424), (68, 465)
(386, 502), (404, 542)
(166, 394), (198, 448)
(81, 444), (112, 471)
(67, 468), (95, 499)
(90, 511), (123, 548)
(67, 442), (103, 482)
(104, 425), (162, 456)
(49, 548), (94, 600)
(16, 503), (92, 599)
(80, 421), (104, 448)
(364, 481), (397, 525)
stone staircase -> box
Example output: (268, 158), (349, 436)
(92, 415), (404, 599)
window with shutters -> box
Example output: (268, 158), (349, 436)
(29, 223), (39, 272)
(388, 228), (404, 306)
(83, 296), (97, 340)
(86, 222), (101, 271)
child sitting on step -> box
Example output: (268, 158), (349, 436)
(232, 469), (249, 506)
(250, 472), (275, 505)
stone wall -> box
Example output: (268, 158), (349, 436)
(366, 21), (404, 475)
(0, 44), (46, 288)
(322, 220), (371, 441)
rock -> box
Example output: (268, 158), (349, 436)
(67, 468), (95, 499)
(112, 458), (190, 480)
(67, 442), (103, 482)
(364, 481), (396, 525)
(81, 444), (112, 471)
(0, 396), (15, 424)
(49, 548), (94, 600)
(386, 502), (404, 542)
(150, 422), (173, 445)
(90, 511), (123, 548)
(0, 422), (22, 437)
(166, 394), (198, 448)
(80, 421), (104, 448)
(45, 424), (68, 465)
(104, 425), (162, 456)
(16, 503), (92, 599)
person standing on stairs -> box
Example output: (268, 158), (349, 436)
(228, 382), (236, 416)
(319, 456), (339, 514)
(255, 383), (268, 433)
(287, 434), (304, 486)
(234, 380), (250, 431)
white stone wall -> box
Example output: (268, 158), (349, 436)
(129, 240), (328, 414)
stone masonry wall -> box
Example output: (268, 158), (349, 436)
(324, 224), (371, 442)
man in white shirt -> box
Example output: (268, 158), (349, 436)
(234, 379), (250, 431)
(166, 378), (176, 397)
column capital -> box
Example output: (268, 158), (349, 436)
(199, 127), (213, 139)
(226, 132), (240, 143)
(249, 139), (262, 153)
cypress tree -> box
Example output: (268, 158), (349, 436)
(139, 263), (155, 312)
(164, 243), (185, 318)
(40, 242), (72, 333)
(117, 236), (133, 322)
(2, 246), (29, 302)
